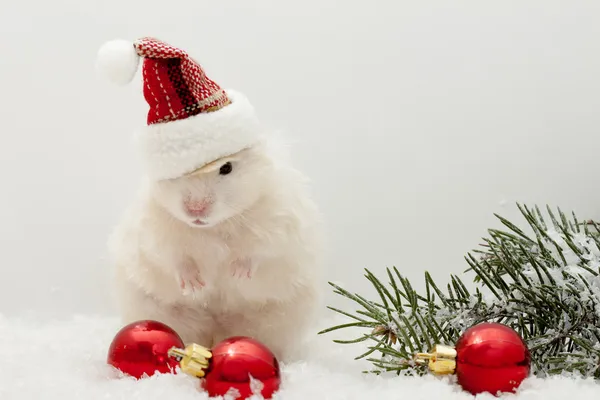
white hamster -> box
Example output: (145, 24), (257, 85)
(108, 137), (323, 361)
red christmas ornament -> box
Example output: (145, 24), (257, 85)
(415, 322), (531, 396)
(169, 336), (281, 399)
(455, 322), (531, 395)
(107, 320), (185, 379)
(204, 336), (281, 399)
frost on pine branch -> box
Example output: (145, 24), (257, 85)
(319, 204), (600, 378)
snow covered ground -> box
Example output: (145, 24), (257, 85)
(1, 314), (599, 400)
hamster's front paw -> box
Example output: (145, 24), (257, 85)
(177, 257), (205, 296)
(231, 257), (255, 279)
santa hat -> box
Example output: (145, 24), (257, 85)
(96, 37), (263, 180)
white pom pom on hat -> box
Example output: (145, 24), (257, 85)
(96, 39), (140, 86)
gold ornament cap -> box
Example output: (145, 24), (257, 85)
(168, 343), (212, 378)
(414, 344), (457, 375)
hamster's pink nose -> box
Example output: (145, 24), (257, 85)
(184, 199), (211, 217)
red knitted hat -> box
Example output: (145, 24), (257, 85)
(96, 37), (263, 180)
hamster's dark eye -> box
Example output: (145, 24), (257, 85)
(219, 162), (233, 175)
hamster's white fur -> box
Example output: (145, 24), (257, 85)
(108, 136), (323, 361)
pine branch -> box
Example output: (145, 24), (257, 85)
(320, 203), (600, 378)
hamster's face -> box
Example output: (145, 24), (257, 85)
(150, 147), (272, 228)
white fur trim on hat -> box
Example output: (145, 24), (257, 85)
(135, 90), (264, 181)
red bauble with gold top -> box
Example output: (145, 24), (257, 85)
(415, 322), (531, 396)
(167, 337), (280, 399)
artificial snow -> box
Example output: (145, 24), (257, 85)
(0, 314), (599, 399)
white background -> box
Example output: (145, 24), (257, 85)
(0, 1), (599, 318)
